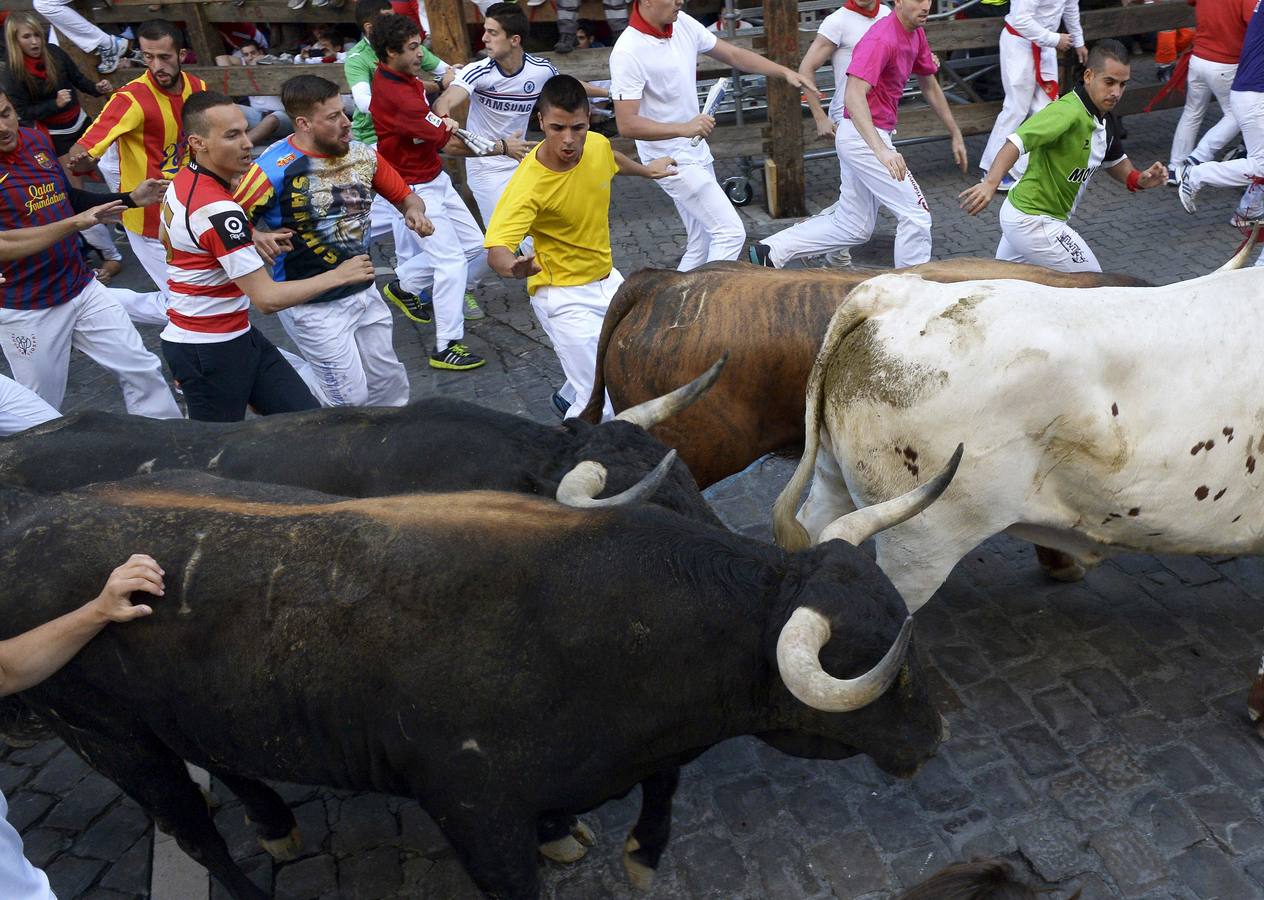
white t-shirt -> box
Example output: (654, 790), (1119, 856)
(609, 12), (718, 166)
(818, 4), (892, 122)
(450, 53), (558, 178)
(0, 791), (55, 900)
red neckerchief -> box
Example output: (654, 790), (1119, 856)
(844, 1), (881, 19)
(22, 55), (47, 80)
(629, 1), (673, 38)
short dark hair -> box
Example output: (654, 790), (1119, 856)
(137, 19), (184, 49)
(239, 39), (262, 53)
(281, 74), (342, 119)
(369, 12), (419, 61)
(485, 2), (529, 42)
(537, 74), (589, 115)
(1086, 39), (1129, 72)
(355, 0), (392, 29)
(183, 90), (237, 136)
(576, 19), (597, 35)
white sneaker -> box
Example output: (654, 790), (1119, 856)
(823, 247), (852, 268)
(96, 35), (128, 74)
(1177, 165), (1198, 214)
(287, 0), (307, 8)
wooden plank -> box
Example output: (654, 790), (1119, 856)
(102, 64), (350, 94)
(763, 0), (804, 217)
(93, 0), (618, 23)
(427, 0), (472, 66)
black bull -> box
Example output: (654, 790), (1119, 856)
(0, 398), (720, 526)
(0, 473), (941, 899)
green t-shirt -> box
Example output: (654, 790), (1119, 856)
(1007, 85), (1126, 222)
(344, 37), (446, 145)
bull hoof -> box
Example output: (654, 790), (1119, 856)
(258, 825), (303, 861)
(1250, 705), (1261, 724)
(1034, 546), (1086, 583)
(1045, 562), (1086, 583)
(539, 821), (595, 863)
(622, 836), (656, 891)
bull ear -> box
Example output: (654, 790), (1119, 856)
(818, 444), (963, 547)
(776, 608), (913, 712)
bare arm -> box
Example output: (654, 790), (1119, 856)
(0, 201), (126, 261)
(705, 39), (821, 98)
(432, 83), (470, 118)
(585, 81), (610, 99)
(614, 150), (676, 179)
(0, 555), (163, 697)
(614, 97), (711, 142)
(844, 75), (906, 177)
(1106, 157), (1166, 189)
(234, 256), (376, 315)
(487, 244), (541, 280)
(800, 35), (840, 139)
(917, 73), (967, 172)
(959, 140), (1021, 214)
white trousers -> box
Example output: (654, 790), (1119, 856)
(377, 181), (490, 293)
(1171, 55), (1239, 166)
(766, 119), (931, 268)
(394, 171), (485, 351)
(0, 279), (180, 417)
(82, 224), (121, 262)
(0, 373), (59, 437)
(117, 230), (172, 325)
(33, 0), (108, 53)
(277, 285), (408, 407)
(1188, 91), (1264, 190)
(979, 29), (1054, 176)
(531, 269), (621, 421)
(995, 196), (1101, 272)
(468, 157), (534, 258)
(654, 162), (745, 271)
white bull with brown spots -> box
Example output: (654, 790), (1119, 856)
(774, 256), (1264, 615)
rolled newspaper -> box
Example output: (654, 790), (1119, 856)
(456, 128), (498, 157)
(691, 78), (730, 147)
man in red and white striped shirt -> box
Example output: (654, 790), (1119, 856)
(161, 91), (376, 422)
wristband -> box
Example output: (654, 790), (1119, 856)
(1126, 169), (1141, 193)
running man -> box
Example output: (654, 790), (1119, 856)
(751, 0), (966, 269)
(235, 75), (433, 407)
(163, 92), (379, 421)
(1166, 0), (1254, 182)
(369, 13), (488, 371)
(0, 90), (179, 418)
(31, 0), (129, 73)
(757, 0), (890, 269)
(977, 0), (1086, 188)
(484, 75), (675, 419)
(610, 0), (818, 271)
(960, 40), (1166, 271)
(64, 20), (208, 323)
(1178, 0), (1263, 214)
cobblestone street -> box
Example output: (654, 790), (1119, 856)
(6, 102), (1264, 899)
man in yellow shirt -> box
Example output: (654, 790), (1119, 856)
(485, 74), (673, 420)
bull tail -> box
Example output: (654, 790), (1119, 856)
(578, 272), (651, 424)
(772, 297), (874, 552)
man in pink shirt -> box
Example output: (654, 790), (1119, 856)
(751, 0), (966, 268)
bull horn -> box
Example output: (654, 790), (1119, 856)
(1218, 222), (1261, 271)
(556, 450), (677, 508)
(776, 608), (913, 712)
(614, 354), (729, 429)
(819, 444), (964, 547)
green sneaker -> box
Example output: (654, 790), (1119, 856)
(430, 341), (486, 371)
(383, 280), (433, 324)
(463, 291), (485, 320)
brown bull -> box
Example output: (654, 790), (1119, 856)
(579, 259), (1147, 489)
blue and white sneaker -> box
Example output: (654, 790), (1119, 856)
(96, 35), (128, 74)
(1177, 164), (1199, 214)
(996, 174), (1017, 192)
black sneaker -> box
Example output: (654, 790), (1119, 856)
(383, 280), (433, 324)
(747, 241), (774, 268)
(554, 32), (577, 54)
(551, 390), (570, 419)
(430, 341), (485, 371)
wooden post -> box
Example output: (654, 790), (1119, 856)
(170, 3), (228, 67)
(762, 0), (805, 218)
(426, 0), (472, 65)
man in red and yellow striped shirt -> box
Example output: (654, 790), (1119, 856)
(65, 20), (206, 311)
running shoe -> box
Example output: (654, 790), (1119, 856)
(823, 247), (852, 268)
(383, 280), (433, 324)
(430, 342), (486, 371)
(995, 174), (1016, 192)
(96, 35), (128, 74)
(551, 390), (571, 419)
(747, 241), (774, 267)
(554, 33), (577, 54)
(1177, 165), (1198, 214)
(1166, 166), (1178, 187)
(463, 291), (485, 320)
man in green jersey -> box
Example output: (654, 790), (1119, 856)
(345, 0), (455, 240)
(960, 39), (1165, 272)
